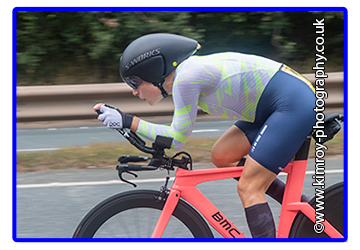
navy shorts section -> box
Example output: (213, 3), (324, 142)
(234, 70), (315, 174)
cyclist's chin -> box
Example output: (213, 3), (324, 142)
(147, 97), (163, 106)
(148, 100), (158, 106)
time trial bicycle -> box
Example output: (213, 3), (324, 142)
(73, 113), (344, 239)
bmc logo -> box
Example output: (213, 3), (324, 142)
(212, 211), (241, 238)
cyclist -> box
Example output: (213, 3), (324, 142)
(94, 33), (315, 238)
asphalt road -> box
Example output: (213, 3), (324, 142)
(15, 158), (344, 239)
(15, 119), (345, 240)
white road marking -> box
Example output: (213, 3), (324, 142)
(17, 169), (343, 189)
(192, 129), (220, 133)
(17, 148), (60, 152)
(17, 177), (175, 189)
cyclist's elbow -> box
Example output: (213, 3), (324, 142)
(172, 140), (185, 150)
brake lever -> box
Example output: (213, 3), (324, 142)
(118, 170), (138, 188)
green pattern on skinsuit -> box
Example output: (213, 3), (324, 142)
(137, 52), (282, 149)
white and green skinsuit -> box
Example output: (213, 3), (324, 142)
(136, 52), (282, 149)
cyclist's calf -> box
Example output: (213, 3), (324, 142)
(236, 156), (277, 208)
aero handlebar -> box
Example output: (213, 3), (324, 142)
(96, 109), (190, 187)
(95, 109), (157, 155)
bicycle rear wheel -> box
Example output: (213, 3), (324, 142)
(73, 189), (214, 238)
(289, 182), (344, 238)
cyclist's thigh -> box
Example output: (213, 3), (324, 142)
(211, 125), (251, 167)
(234, 120), (263, 145)
(249, 71), (316, 174)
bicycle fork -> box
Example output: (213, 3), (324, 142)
(151, 189), (181, 238)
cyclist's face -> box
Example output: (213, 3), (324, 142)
(132, 81), (163, 106)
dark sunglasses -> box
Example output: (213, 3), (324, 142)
(123, 75), (143, 89)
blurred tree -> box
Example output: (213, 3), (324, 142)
(16, 10), (344, 85)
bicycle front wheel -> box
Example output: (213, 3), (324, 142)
(73, 189), (214, 238)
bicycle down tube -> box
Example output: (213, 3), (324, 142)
(152, 166), (246, 238)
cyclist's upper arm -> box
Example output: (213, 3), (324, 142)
(136, 62), (206, 149)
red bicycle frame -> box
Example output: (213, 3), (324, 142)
(151, 158), (343, 238)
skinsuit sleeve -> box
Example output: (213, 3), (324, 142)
(136, 58), (213, 149)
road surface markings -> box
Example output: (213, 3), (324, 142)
(17, 177), (175, 189)
(192, 129), (220, 133)
(17, 148), (60, 152)
(17, 169), (343, 189)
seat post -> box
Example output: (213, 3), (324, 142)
(277, 152), (310, 238)
(294, 136), (312, 161)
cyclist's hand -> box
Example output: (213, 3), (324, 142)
(93, 103), (104, 114)
(94, 104), (133, 129)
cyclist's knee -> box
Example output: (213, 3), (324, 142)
(211, 125), (250, 168)
(211, 147), (240, 167)
(211, 143), (248, 168)
(210, 148), (228, 167)
(237, 180), (265, 207)
(237, 180), (251, 200)
(211, 140), (227, 166)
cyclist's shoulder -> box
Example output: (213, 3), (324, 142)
(177, 55), (207, 70)
(179, 52), (280, 70)
(177, 52), (242, 70)
(174, 55), (220, 85)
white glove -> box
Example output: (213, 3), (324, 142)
(98, 105), (123, 129)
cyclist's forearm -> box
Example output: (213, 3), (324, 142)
(135, 119), (190, 150)
(130, 116), (140, 132)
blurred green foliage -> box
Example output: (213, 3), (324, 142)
(16, 10), (344, 86)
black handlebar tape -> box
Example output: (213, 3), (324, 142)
(117, 164), (158, 172)
(118, 155), (149, 163)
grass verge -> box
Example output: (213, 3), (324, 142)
(16, 131), (343, 172)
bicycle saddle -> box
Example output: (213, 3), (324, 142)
(312, 113), (343, 144)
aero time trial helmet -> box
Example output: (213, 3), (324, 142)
(119, 33), (198, 98)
